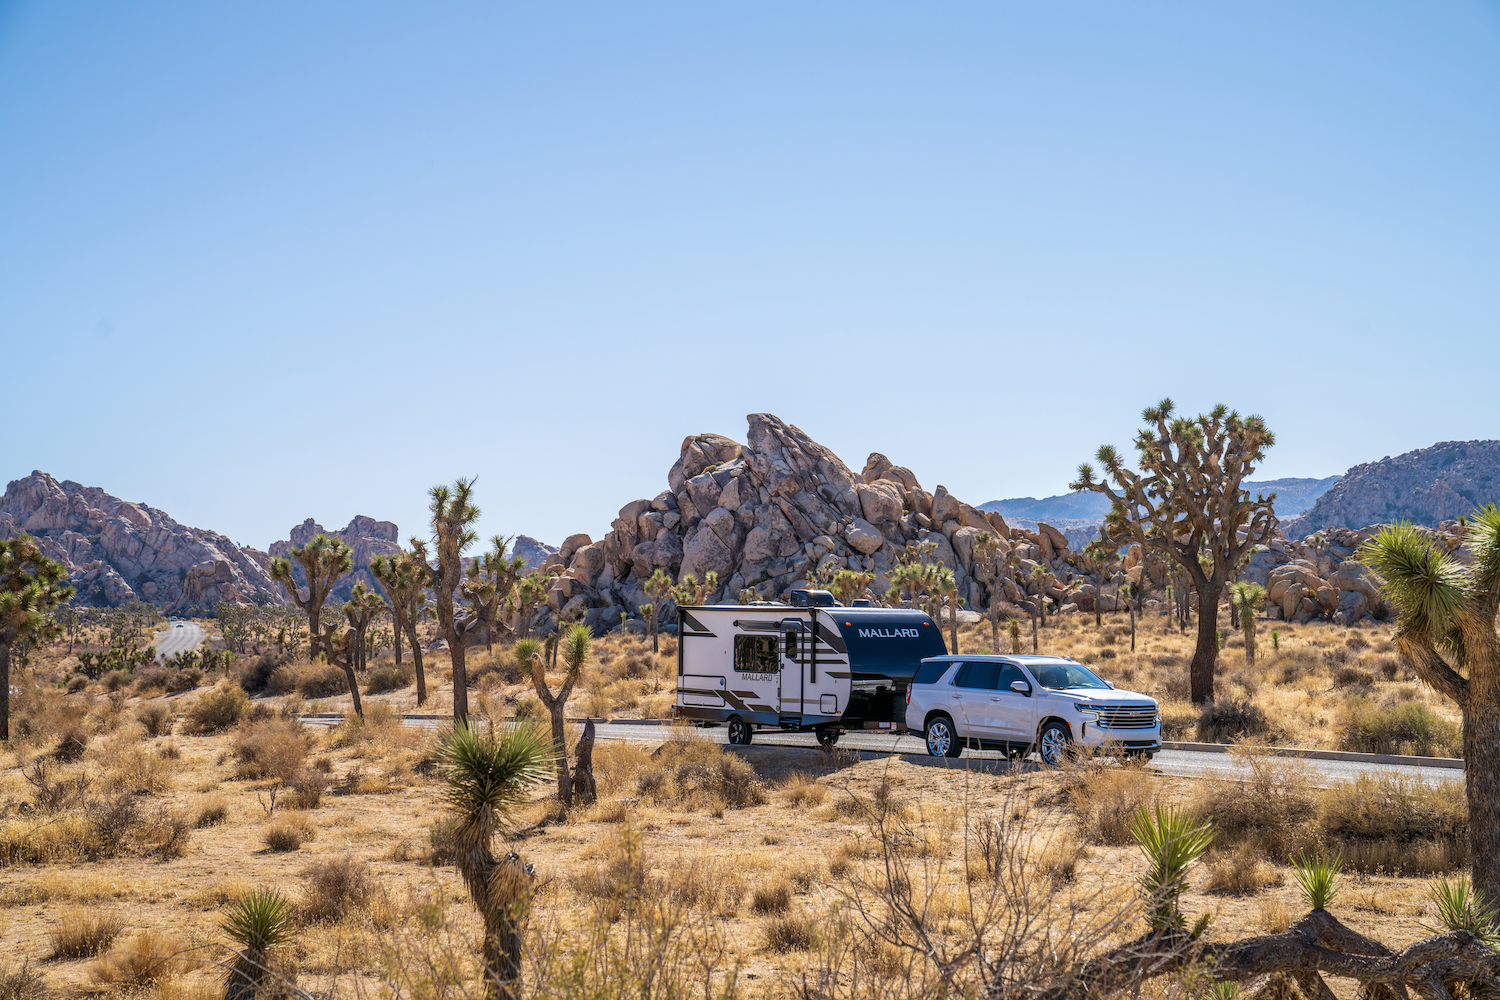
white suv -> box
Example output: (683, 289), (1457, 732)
(904, 655), (1160, 765)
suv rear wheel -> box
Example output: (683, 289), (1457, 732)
(925, 715), (963, 758)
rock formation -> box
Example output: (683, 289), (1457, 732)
(533, 413), (1089, 631)
(0, 471), (283, 611)
(1283, 440), (1500, 537)
(268, 516), (403, 603)
(513, 535), (558, 571)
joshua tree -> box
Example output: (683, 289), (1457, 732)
(1079, 537), (1124, 628)
(269, 534), (353, 662)
(0, 535), (75, 742)
(972, 531), (1018, 653)
(513, 568), (555, 640)
(1028, 564), (1050, 628)
(222, 889), (297, 1000)
(430, 479), (482, 725)
(434, 721), (554, 1000)
(370, 542), (430, 705)
(344, 583), (384, 674)
(1073, 399), (1277, 703)
(1362, 507), (1500, 901)
(1230, 581), (1267, 663)
(464, 536), (525, 652)
(1008, 618), (1023, 654)
(645, 568), (674, 653)
(523, 623), (591, 806)
(828, 568), (875, 607)
(1120, 582), (1138, 651)
(936, 568), (960, 654)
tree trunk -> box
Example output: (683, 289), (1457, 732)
(451, 640), (469, 726)
(341, 657), (364, 719)
(550, 701), (572, 807)
(0, 641), (11, 742)
(1464, 694), (1500, 903)
(393, 617), (403, 665)
(1129, 600), (1136, 652)
(1031, 607), (1039, 652)
(651, 611), (659, 654)
(991, 612), (1000, 655)
(571, 720), (597, 806)
(950, 597), (959, 655)
(406, 623), (426, 706)
(1095, 574), (1103, 627)
(480, 857), (532, 1000)
(1189, 587), (1220, 703)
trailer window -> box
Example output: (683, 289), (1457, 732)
(734, 635), (780, 674)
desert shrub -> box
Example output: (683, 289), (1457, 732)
(101, 670), (131, 692)
(239, 654), (288, 695)
(136, 703), (173, 737)
(102, 745), (174, 794)
(1376, 657), (1402, 680)
(67, 675), (90, 694)
(165, 667), (203, 694)
(1067, 763), (1159, 844)
(1340, 698), (1460, 757)
(194, 795), (228, 828)
(131, 667), (171, 694)
(365, 663), (411, 694)
(635, 738), (764, 810)
(763, 912), (817, 953)
(1195, 698), (1274, 744)
(1324, 646), (1354, 666)
(264, 664), (301, 696)
(572, 825), (652, 910)
(1320, 773), (1467, 874)
(780, 772), (829, 809)
(514, 695), (544, 720)
(1202, 845), (1283, 895)
(181, 683), (248, 735)
(427, 815), (460, 866)
(51, 727), (90, 763)
(49, 907), (124, 958)
(262, 813), (316, 852)
(751, 879), (791, 914)
(89, 929), (193, 988)
(1193, 751), (1318, 857)
(664, 857), (745, 916)
(231, 717), (312, 781)
(1332, 667), (1375, 689)
(296, 663), (347, 699)
(299, 855), (375, 922)
(0, 963), (46, 1000)
(285, 770), (328, 810)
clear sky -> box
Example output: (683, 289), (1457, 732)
(3, 2), (1497, 552)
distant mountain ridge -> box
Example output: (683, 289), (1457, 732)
(981, 476), (1339, 528)
(1283, 440), (1500, 537)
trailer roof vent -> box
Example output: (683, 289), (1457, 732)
(850, 598), (872, 607)
(788, 589), (836, 608)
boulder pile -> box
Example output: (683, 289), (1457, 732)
(268, 515), (403, 603)
(531, 414), (1094, 631)
(0, 471), (283, 611)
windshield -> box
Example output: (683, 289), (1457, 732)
(1032, 662), (1110, 690)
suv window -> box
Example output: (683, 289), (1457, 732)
(912, 661), (954, 685)
(996, 664), (1027, 691)
(954, 662), (1000, 689)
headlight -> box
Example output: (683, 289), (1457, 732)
(1073, 703), (1099, 721)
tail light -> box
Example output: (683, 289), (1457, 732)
(905, 686), (912, 706)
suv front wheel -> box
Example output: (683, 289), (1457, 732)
(925, 715), (963, 758)
(1037, 721), (1072, 765)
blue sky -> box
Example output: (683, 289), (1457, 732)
(3, 2), (1497, 551)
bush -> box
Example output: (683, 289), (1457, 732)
(1195, 698), (1274, 744)
(66, 675), (89, 694)
(1202, 844), (1283, 895)
(751, 880), (791, 914)
(1340, 698), (1460, 757)
(52, 726), (89, 762)
(763, 913), (817, 953)
(182, 683), (249, 734)
(194, 795), (229, 828)
(48, 907), (124, 958)
(298, 855), (375, 922)
(0, 963), (46, 1000)
(131, 667), (171, 694)
(635, 738), (765, 810)
(231, 717), (312, 782)
(239, 654), (288, 695)
(297, 663), (348, 699)
(365, 663), (412, 695)
(88, 929), (192, 988)
(136, 703), (172, 738)
(1067, 762), (1158, 844)
(101, 670), (131, 692)
(165, 667), (202, 693)
(263, 818), (311, 852)
(285, 770), (328, 810)
(1193, 751), (1318, 857)
(1319, 773), (1467, 874)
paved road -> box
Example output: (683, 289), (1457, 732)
(589, 723), (1463, 786)
(153, 621), (205, 661)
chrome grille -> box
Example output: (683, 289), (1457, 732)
(1092, 704), (1158, 729)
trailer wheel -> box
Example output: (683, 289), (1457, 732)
(815, 728), (840, 749)
(727, 716), (753, 745)
(925, 715), (963, 758)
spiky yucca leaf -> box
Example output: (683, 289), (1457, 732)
(1291, 851), (1342, 910)
(1466, 503), (1500, 599)
(222, 890), (296, 952)
(1361, 523), (1470, 639)
(513, 638), (542, 667)
(1128, 804), (1216, 929)
(436, 722), (556, 819)
(560, 623), (592, 673)
(1430, 874), (1500, 949)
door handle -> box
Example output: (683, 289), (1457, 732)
(951, 694), (962, 700)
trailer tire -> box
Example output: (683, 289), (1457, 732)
(925, 715), (963, 758)
(727, 716), (753, 745)
(815, 728), (840, 749)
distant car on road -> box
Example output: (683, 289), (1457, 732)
(904, 654), (1160, 765)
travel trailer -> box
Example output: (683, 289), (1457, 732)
(673, 589), (948, 746)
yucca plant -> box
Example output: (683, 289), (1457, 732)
(1429, 874), (1500, 950)
(1361, 506), (1500, 901)
(1291, 852), (1342, 910)
(222, 889), (296, 1000)
(1230, 582), (1267, 664)
(1128, 804), (1216, 930)
(435, 721), (555, 1000)
(527, 623), (592, 806)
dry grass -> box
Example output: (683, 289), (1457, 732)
(1067, 761), (1159, 844)
(1203, 844), (1285, 895)
(47, 907), (124, 959)
(262, 812), (317, 852)
(90, 929), (196, 988)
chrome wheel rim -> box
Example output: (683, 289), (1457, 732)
(928, 721), (952, 756)
(1040, 728), (1069, 764)
(729, 720), (747, 743)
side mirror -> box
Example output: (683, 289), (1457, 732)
(1105, 680), (1116, 689)
(1010, 680), (1031, 696)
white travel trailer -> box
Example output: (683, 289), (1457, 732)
(673, 589), (948, 746)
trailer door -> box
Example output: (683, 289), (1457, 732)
(778, 618), (804, 719)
